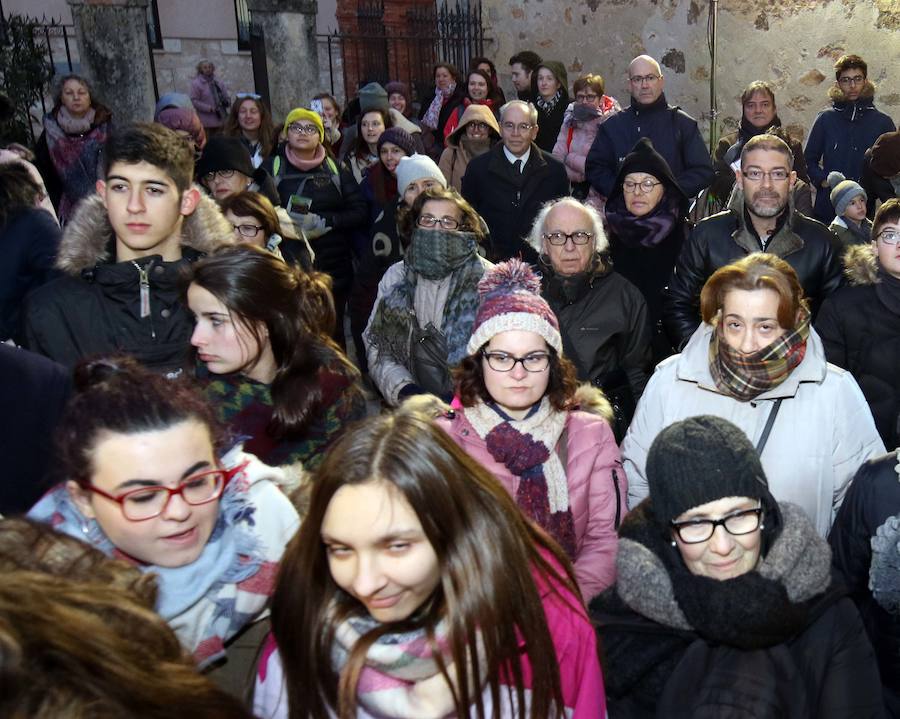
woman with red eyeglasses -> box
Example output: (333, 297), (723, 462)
(28, 355), (301, 677)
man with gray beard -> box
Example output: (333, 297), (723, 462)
(664, 134), (842, 350)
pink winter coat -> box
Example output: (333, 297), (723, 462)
(437, 407), (627, 601)
(551, 96), (621, 184)
(190, 74), (229, 129)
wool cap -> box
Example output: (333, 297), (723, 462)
(195, 136), (254, 179)
(283, 107), (325, 142)
(395, 154), (447, 195)
(646, 415), (775, 524)
(359, 82), (390, 114)
(870, 130), (900, 179)
(828, 171), (867, 216)
(377, 127), (417, 156)
(534, 60), (569, 94)
(155, 107), (207, 151)
(467, 258), (562, 355)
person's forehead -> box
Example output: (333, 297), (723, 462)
(422, 199), (460, 216)
(629, 58), (657, 75)
(624, 171), (660, 182)
(839, 67), (865, 77)
(503, 105), (529, 122)
(106, 160), (178, 186)
(546, 203), (590, 228)
(742, 149), (790, 168)
(745, 91), (772, 105)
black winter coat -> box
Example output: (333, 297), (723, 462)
(461, 143), (569, 262)
(534, 93), (569, 153)
(265, 149), (367, 295)
(584, 93), (714, 198)
(830, 451), (900, 718)
(23, 192), (233, 373)
(816, 247), (900, 448)
(663, 206), (843, 350)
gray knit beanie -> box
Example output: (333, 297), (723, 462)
(359, 82), (390, 114)
(828, 171), (867, 216)
(646, 415), (774, 524)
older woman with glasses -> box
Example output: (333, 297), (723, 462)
(817, 199), (900, 449)
(604, 138), (688, 360)
(437, 258), (627, 601)
(364, 186), (492, 405)
(527, 197), (651, 441)
(218, 191), (312, 269)
(593, 414), (883, 717)
(28, 355), (300, 674)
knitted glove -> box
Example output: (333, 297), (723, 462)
(293, 212), (331, 240)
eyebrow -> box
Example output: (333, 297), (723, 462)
(321, 528), (421, 544)
(679, 503), (758, 520)
(106, 175), (171, 188)
(199, 311), (229, 319)
(114, 460), (212, 491)
(723, 313), (778, 322)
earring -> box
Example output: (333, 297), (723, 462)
(671, 540), (677, 547)
(759, 524), (765, 530)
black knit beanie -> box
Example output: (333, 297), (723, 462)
(646, 415), (774, 524)
(196, 136), (254, 179)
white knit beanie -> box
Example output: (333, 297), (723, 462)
(396, 154), (447, 196)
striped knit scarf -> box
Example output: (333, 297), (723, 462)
(463, 399), (576, 558)
(708, 309), (810, 402)
(332, 613), (485, 718)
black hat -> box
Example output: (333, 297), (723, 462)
(612, 137), (686, 202)
(195, 136), (254, 179)
(646, 415), (776, 525)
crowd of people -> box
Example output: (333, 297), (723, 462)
(1, 43), (900, 718)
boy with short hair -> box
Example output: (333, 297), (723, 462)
(24, 122), (233, 373)
(827, 171), (872, 248)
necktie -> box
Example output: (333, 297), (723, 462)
(513, 159), (522, 174)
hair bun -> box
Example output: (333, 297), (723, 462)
(476, 258), (541, 300)
(73, 356), (141, 393)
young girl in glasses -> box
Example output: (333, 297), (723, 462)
(254, 402), (605, 719)
(592, 415), (883, 717)
(28, 355), (301, 671)
(436, 259), (626, 601)
(364, 186), (493, 405)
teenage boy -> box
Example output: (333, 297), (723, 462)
(24, 122), (233, 373)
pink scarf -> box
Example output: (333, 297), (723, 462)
(285, 143), (326, 171)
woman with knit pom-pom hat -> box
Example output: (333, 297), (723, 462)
(437, 258), (627, 601)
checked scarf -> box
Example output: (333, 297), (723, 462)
(368, 228), (485, 367)
(708, 308), (810, 402)
(463, 399), (577, 558)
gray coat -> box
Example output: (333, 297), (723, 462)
(621, 323), (884, 536)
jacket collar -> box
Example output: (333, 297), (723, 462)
(487, 141), (546, 175)
(628, 92), (669, 114)
(728, 193), (804, 258)
(675, 323), (827, 398)
(55, 187), (234, 275)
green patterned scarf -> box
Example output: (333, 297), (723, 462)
(708, 309), (810, 402)
(368, 228), (485, 366)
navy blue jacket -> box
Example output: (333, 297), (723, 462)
(584, 93), (713, 198)
(804, 84), (895, 222)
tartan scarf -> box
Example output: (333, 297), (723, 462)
(421, 84), (456, 130)
(332, 612), (484, 718)
(463, 399), (577, 558)
(368, 228), (485, 367)
(708, 309), (810, 402)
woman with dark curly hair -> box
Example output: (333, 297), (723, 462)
(437, 258), (627, 600)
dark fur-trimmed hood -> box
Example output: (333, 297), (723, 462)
(828, 80), (876, 104)
(843, 243), (879, 286)
(55, 187), (234, 275)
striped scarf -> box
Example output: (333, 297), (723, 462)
(708, 309), (810, 402)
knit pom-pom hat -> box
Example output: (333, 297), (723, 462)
(827, 171), (867, 216)
(466, 258), (562, 355)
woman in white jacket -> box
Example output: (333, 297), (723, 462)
(622, 252), (883, 537)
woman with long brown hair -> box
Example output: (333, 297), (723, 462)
(185, 244), (366, 469)
(255, 402), (605, 719)
(222, 93), (276, 167)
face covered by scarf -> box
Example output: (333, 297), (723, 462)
(708, 308), (811, 402)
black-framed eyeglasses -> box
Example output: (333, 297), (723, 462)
(84, 462), (247, 521)
(543, 230), (593, 246)
(232, 223), (264, 238)
(629, 74), (660, 85)
(838, 75), (865, 86)
(482, 350), (551, 373)
(670, 504), (763, 544)
(288, 123), (319, 135)
(741, 168), (790, 182)
(623, 178), (662, 193)
(417, 214), (461, 230)
(202, 169), (235, 184)
(876, 229), (900, 246)
(575, 93), (599, 102)
(467, 121), (490, 130)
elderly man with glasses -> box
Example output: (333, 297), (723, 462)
(805, 54), (895, 223)
(664, 134), (842, 350)
(585, 54), (713, 200)
(460, 100), (569, 262)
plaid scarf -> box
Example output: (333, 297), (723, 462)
(463, 399), (577, 558)
(368, 228), (485, 366)
(708, 309), (810, 401)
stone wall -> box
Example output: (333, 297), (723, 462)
(483, 0), (900, 145)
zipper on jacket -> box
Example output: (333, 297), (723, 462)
(612, 468), (622, 529)
(132, 261), (156, 339)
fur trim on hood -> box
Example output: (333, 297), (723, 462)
(842, 243), (879, 286)
(828, 80), (876, 104)
(573, 383), (614, 424)
(55, 187), (235, 274)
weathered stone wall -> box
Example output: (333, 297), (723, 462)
(484, 0), (900, 146)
